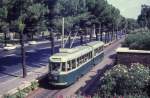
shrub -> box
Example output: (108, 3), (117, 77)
(3, 81), (39, 98)
(31, 81), (39, 90)
(22, 86), (32, 94)
(97, 64), (150, 97)
(122, 32), (150, 50)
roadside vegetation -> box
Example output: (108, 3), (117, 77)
(122, 4), (150, 50)
(122, 31), (150, 50)
(94, 63), (150, 98)
(4, 81), (39, 98)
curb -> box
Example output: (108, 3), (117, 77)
(1, 67), (48, 98)
(6, 81), (31, 95)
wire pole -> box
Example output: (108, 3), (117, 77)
(61, 17), (65, 48)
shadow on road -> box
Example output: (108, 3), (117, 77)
(38, 75), (65, 90)
(77, 63), (115, 96)
(0, 72), (21, 77)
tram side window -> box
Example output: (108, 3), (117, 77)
(98, 46), (103, 53)
(84, 54), (88, 61)
(72, 59), (76, 69)
(79, 56), (82, 64)
(96, 48), (99, 55)
(62, 62), (66, 72)
(94, 47), (102, 56)
(94, 49), (97, 56)
(77, 56), (83, 66)
(90, 52), (92, 58)
(77, 58), (80, 66)
(87, 52), (89, 59)
(100, 47), (103, 52)
(83, 54), (88, 62)
(81, 55), (84, 64)
(67, 61), (72, 71)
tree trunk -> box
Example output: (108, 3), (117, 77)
(100, 32), (102, 41)
(90, 34), (92, 42)
(68, 36), (71, 47)
(80, 35), (83, 45)
(20, 31), (27, 78)
(111, 32), (113, 42)
(50, 33), (54, 55)
(116, 31), (118, 40)
(107, 31), (110, 43)
(96, 32), (98, 41)
(105, 32), (107, 43)
(107, 32), (109, 43)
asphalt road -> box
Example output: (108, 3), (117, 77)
(26, 37), (125, 98)
(0, 39), (80, 83)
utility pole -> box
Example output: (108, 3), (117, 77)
(50, 31), (54, 55)
(98, 25), (101, 41)
(95, 26), (98, 41)
(68, 34), (71, 47)
(61, 17), (65, 48)
(80, 35), (83, 45)
(79, 29), (84, 45)
(90, 28), (92, 42)
(105, 32), (107, 43)
(100, 24), (103, 41)
(108, 32), (110, 43)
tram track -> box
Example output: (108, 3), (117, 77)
(26, 38), (125, 98)
(27, 88), (62, 98)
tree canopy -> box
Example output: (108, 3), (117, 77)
(0, 0), (129, 38)
(137, 5), (150, 29)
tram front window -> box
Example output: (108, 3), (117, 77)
(52, 62), (61, 71)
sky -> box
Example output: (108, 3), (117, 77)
(107, 0), (150, 19)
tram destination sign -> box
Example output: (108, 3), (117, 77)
(52, 58), (61, 62)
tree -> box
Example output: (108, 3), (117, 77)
(127, 18), (139, 31)
(0, 0), (9, 46)
(24, 3), (49, 40)
(137, 5), (150, 30)
(17, 17), (26, 78)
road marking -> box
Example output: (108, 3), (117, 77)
(0, 66), (33, 80)
(26, 50), (36, 52)
(2, 54), (17, 57)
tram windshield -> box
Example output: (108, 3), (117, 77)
(51, 62), (61, 71)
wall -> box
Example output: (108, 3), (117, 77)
(116, 47), (150, 66)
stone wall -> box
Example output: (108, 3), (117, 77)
(116, 47), (150, 66)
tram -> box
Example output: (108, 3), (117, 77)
(48, 41), (104, 86)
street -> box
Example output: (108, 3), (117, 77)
(0, 33), (124, 84)
(26, 37), (124, 98)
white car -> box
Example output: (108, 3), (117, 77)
(28, 41), (37, 45)
(3, 44), (17, 50)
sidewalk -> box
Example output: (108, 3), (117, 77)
(0, 65), (48, 98)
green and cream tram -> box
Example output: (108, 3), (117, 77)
(48, 41), (104, 86)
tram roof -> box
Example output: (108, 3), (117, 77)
(86, 41), (104, 49)
(50, 41), (104, 62)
